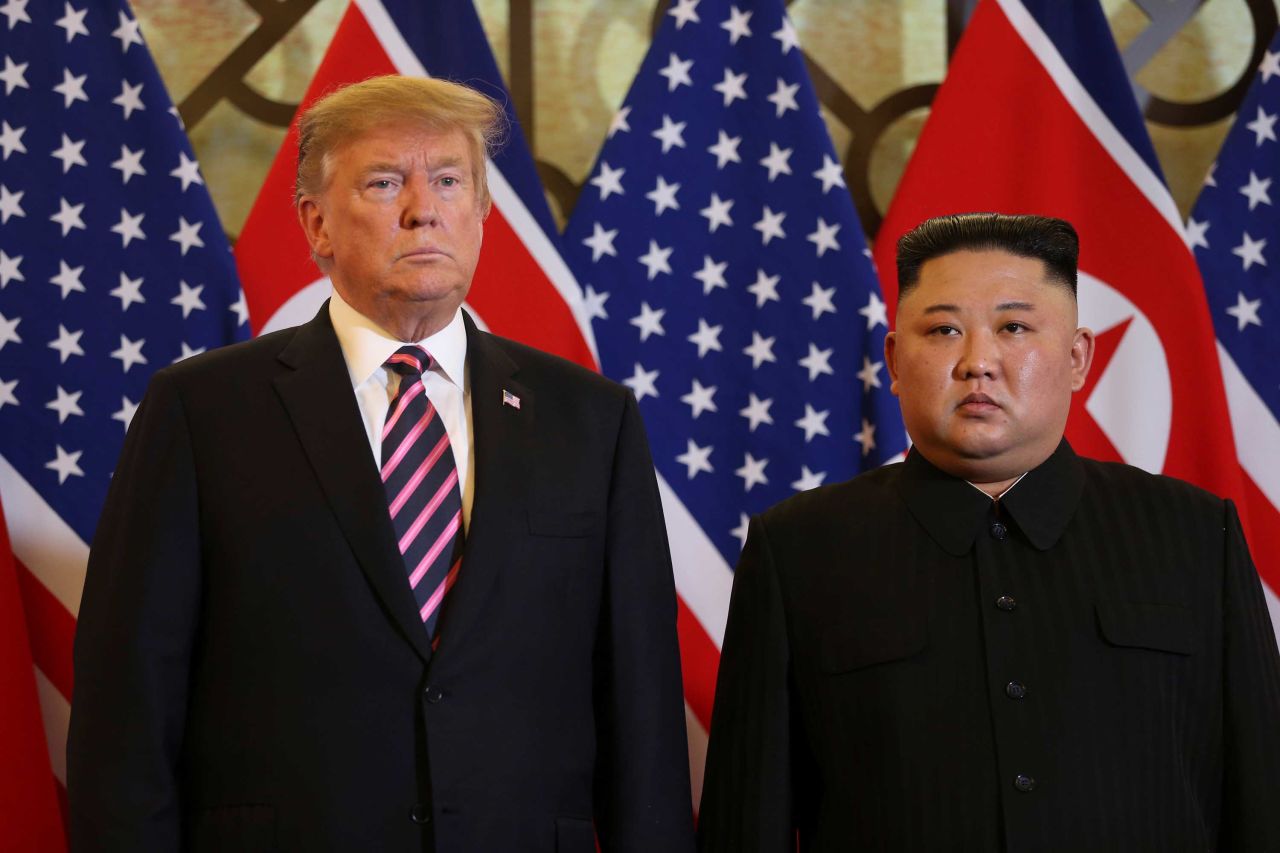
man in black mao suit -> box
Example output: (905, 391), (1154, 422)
(67, 76), (695, 852)
(697, 213), (1280, 851)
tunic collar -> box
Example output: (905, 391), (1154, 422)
(898, 439), (1085, 556)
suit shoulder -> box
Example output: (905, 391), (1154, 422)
(152, 326), (299, 387)
(1076, 455), (1224, 517)
(759, 462), (904, 533)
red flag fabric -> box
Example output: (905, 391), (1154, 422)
(0, 499), (67, 852)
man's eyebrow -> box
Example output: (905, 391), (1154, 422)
(996, 301), (1035, 311)
(429, 156), (466, 171)
(359, 162), (404, 175)
(921, 303), (960, 315)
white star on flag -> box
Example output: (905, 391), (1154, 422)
(1224, 291), (1263, 331)
(630, 301), (666, 340)
(1246, 106), (1277, 146)
(589, 161), (625, 201)
(111, 145), (147, 183)
(681, 377), (719, 418)
(802, 281), (836, 319)
(676, 438), (714, 479)
(713, 68), (748, 107)
(110, 334), (147, 372)
(171, 280), (207, 317)
(110, 208), (146, 247)
(47, 324), (84, 362)
(658, 52), (694, 92)
(1232, 231), (1267, 270)
(582, 222), (618, 262)
(169, 216), (205, 255)
(742, 331), (777, 368)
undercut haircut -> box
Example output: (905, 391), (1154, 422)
(895, 212), (1079, 301)
(295, 74), (506, 213)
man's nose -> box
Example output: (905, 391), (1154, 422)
(402, 179), (438, 228)
(956, 331), (998, 380)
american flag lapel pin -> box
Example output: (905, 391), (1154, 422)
(502, 389), (521, 410)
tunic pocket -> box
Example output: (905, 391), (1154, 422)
(1095, 600), (1198, 655)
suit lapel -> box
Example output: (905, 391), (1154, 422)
(434, 311), (534, 656)
(272, 303), (435, 664)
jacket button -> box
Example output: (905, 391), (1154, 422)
(990, 521), (1008, 540)
(410, 804), (432, 824)
(1005, 681), (1027, 700)
(996, 595), (1017, 611)
(1014, 774), (1036, 792)
(424, 685), (444, 704)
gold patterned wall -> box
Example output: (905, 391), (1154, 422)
(132, 0), (1280, 242)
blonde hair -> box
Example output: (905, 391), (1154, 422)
(295, 75), (506, 212)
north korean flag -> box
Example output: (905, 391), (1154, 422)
(872, 0), (1279, 625)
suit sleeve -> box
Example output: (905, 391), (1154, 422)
(697, 514), (796, 853)
(67, 369), (201, 852)
(592, 391), (696, 853)
(1218, 498), (1280, 851)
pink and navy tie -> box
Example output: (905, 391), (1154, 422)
(381, 345), (464, 640)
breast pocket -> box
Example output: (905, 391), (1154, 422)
(821, 614), (927, 674)
(1095, 600), (1199, 656)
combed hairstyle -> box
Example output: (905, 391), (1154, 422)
(295, 75), (507, 212)
(895, 212), (1079, 300)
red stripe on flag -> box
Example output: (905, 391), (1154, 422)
(0, 503), (67, 851)
(468, 206), (595, 369)
(15, 560), (76, 702)
(676, 595), (720, 733)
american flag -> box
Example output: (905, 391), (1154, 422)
(562, 0), (906, 800)
(1189, 28), (1280, 629)
(0, 0), (246, 826)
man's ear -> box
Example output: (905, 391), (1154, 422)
(297, 197), (332, 260)
(1069, 326), (1096, 392)
(885, 331), (900, 397)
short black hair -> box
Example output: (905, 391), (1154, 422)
(895, 212), (1079, 300)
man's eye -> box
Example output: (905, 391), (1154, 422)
(369, 179), (394, 189)
(439, 176), (458, 187)
(932, 325), (958, 336)
(1004, 322), (1027, 333)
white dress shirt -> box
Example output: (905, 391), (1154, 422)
(328, 290), (474, 531)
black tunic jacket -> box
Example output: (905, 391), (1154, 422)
(698, 440), (1280, 852)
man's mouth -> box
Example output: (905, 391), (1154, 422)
(958, 392), (999, 412)
(400, 246), (448, 260)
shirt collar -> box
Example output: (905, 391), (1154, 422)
(898, 439), (1084, 556)
(328, 289), (467, 389)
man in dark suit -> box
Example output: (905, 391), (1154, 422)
(67, 75), (695, 852)
(697, 213), (1280, 851)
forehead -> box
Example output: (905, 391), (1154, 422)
(905, 249), (1067, 310)
(331, 123), (474, 170)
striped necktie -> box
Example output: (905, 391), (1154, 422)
(381, 345), (464, 640)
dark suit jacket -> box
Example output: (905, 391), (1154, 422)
(68, 305), (695, 853)
(697, 440), (1280, 852)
